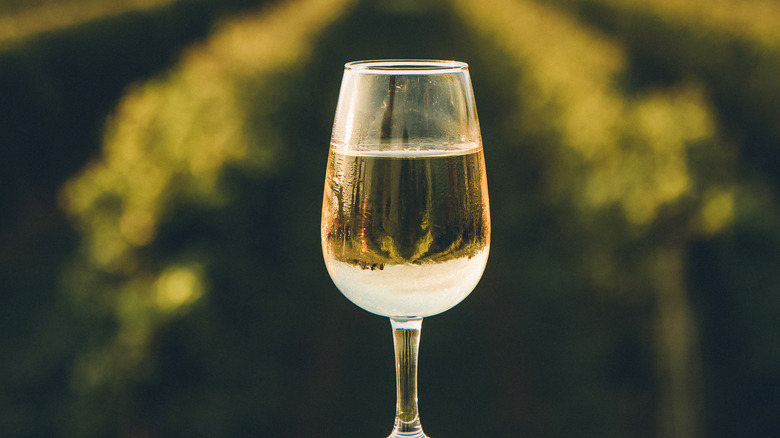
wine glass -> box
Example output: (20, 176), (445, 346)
(321, 59), (490, 438)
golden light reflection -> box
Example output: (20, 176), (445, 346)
(698, 187), (734, 235)
(154, 265), (205, 311)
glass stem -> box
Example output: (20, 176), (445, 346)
(389, 317), (426, 438)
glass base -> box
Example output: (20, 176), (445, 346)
(388, 416), (427, 438)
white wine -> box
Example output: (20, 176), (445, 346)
(325, 61), (484, 437)
(321, 143), (490, 317)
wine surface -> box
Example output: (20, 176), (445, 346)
(321, 144), (490, 317)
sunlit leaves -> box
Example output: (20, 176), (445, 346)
(454, 0), (728, 230)
(589, 0), (780, 50)
(451, 2), (744, 434)
(0, 0), (185, 45)
(59, 0), (355, 418)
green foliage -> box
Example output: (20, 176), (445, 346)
(565, 0), (780, 184)
(2, 0), (779, 436)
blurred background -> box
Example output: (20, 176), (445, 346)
(2, 0), (779, 436)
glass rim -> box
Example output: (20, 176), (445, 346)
(344, 59), (469, 74)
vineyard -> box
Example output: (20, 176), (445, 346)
(1, 0), (779, 436)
